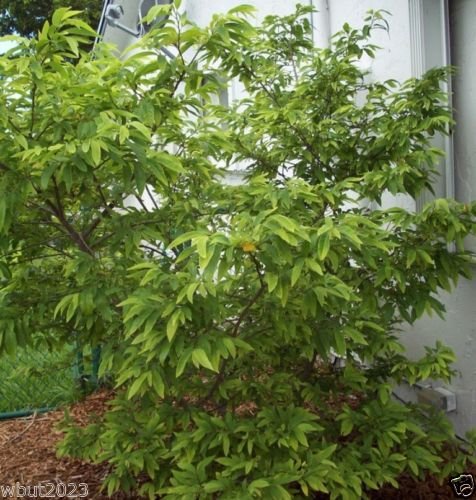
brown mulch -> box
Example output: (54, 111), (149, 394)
(0, 390), (473, 499)
(0, 390), (132, 499)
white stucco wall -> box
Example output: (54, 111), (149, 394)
(184, 0), (297, 25)
(395, 275), (476, 438)
(451, 0), (476, 253)
(329, 0), (476, 439)
(328, 0), (412, 80)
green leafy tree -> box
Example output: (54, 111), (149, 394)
(0, 0), (102, 37)
(1, 4), (475, 499)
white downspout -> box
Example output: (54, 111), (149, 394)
(310, 0), (330, 49)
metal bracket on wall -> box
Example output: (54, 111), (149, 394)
(105, 4), (140, 37)
(103, 3), (174, 59)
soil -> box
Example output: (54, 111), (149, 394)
(0, 389), (473, 499)
(0, 390), (128, 499)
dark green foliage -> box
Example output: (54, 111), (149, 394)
(0, 0), (102, 37)
(1, 3), (475, 499)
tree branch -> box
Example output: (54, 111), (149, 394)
(82, 203), (115, 240)
(231, 284), (265, 338)
(201, 265), (266, 406)
(134, 194), (150, 213)
(139, 244), (169, 258)
(46, 177), (95, 257)
(30, 82), (37, 137)
(145, 184), (160, 211)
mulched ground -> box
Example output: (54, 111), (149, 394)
(0, 389), (473, 498)
(0, 390), (130, 499)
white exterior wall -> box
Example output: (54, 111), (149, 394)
(397, 276), (476, 438)
(327, 0), (416, 213)
(392, 0), (476, 439)
(451, 0), (476, 252)
(100, 0), (476, 436)
(184, 0), (297, 25)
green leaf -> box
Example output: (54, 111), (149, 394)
(406, 249), (417, 268)
(408, 460), (419, 476)
(0, 262), (11, 279)
(134, 164), (146, 194)
(152, 371), (165, 398)
(294, 429), (309, 447)
(186, 283), (199, 303)
(307, 476), (329, 493)
(265, 273), (278, 292)
(127, 372), (149, 399)
(249, 479), (269, 490)
(0, 198), (6, 232)
(176, 350), (192, 377)
(166, 311), (180, 342)
(334, 332), (346, 356)
(52, 7), (81, 26)
(66, 293), (79, 322)
(195, 236), (208, 259)
(15, 134), (28, 150)
(169, 231), (208, 249)
(344, 327), (368, 345)
(2, 328), (17, 355)
(223, 338), (236, 358)
(274, 228), (299, 246)
(378, 385), (389, 404)
(192, 349), (217, 372)
(228, 4), (256, 14)
(418, 249), (434, 266)
(90, 140), (101, 166)
(291, 260), (304, 286)
(40, 163), (57, 190)
(306, 258), (323, 275)
(119, 126), (129, 144)
(315, 444), (337, 462)
(62, 164), (73, 192)
(156, 152), (184, 173)
(317, 233), (330, 260)
(341, 419), (353, 437)
(130, 121), (151, 140)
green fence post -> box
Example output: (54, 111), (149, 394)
(73, 338), (86, 391)
(91, 344), (101, 386)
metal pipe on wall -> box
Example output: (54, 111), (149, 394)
(310, 0), (330, 49)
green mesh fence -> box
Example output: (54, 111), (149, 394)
(0, 345), (92, 414)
